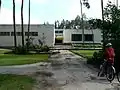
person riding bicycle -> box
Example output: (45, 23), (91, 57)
(103, 43), (115, 75)
(105, 43), (115, 64)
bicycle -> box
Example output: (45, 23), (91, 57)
(98, 59), (116, 82)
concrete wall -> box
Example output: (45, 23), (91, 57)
(63, 29), (102, 44)
(0, 24), (55, 47)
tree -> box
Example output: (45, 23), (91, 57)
(55, 21), (57, 29)
(103, 1), (120, 72)
(13, 0), (17, 50)
(75, 15), (81, 28)
(80, 0), (90, 44)
(27, 0), (30, 50)
(21, 0), (24, 47)
(103, 1), (120, 41)
(0, 0), (1, 10)
(88, 19), (102, 29)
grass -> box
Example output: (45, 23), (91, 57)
(0, 74), (34, 90)
(0, 49), (49, 66)
(71, 50), (98, 58)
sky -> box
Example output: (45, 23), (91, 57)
(0, 0), (119, 24)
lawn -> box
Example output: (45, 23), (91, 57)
(0, 74), (34, 90)
(0, 49), (49, 66)
(71, 50), (98, 58)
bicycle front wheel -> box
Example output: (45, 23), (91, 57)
(106, 66), (115, 82)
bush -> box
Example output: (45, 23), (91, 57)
(14, 45), (28, 54)
(87, 50), (104, 68)
(31, 45), (50, 53)
(41, 45), (50, 52)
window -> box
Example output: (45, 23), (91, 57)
(84, 34), (94, 41)
(11, 32), (22, 36)
(0, 32), (10, 36)
(17, 32), (22, 36)
(55, 31), (58, 33)
(25, 32), (38, 36)
(71, 34), (82, 41)
(59, 31), (63, 33)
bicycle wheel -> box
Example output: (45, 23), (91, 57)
(117, 71), (120, 83)
(98, 64), (104, 77)
(106, 66), (115, 82)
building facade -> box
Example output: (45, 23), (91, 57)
(55, 29), (102, 44)
(0, 24), (55, 47)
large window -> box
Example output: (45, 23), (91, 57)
(25, 32), (38, 36)
(71, 34), (82, 41)
(59, 31), (63, 33)
(11, 32), (22, 36)
(55, 31), (63, 33)
(55, 31), (58, 33)
(11, 32), (38, 36)
(84, 34), (94, 41)
(0, 32), (10, 36)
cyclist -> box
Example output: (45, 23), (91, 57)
(103, 43), (115, 76)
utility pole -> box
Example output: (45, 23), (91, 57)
(80, 0), (84, 44)
(101, 0), (105, 50)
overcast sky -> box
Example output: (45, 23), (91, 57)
(0, 0), (119, 24)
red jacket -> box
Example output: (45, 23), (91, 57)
(105, 47), (115, 63)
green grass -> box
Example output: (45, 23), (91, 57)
(0, 49), (48, 66)
(0, 74), (34, 90)
(71, 50), (98, 58)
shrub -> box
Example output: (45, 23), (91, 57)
(87, 50), (104, 68)
(10, 45), (29, 55)
(41, 45), (50, 52)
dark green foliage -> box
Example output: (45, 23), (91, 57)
(13, 45), (28, 55)
(87, 51), (104, 68)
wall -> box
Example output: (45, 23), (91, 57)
(63, 29), (102, 44)
(0, 24), (55, 47)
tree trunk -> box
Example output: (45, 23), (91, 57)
(101, 0), (105, 50)
(13, 0), (17, 50)
(21, 0), (24, 47)
(27, 0), (30, 50)
(80, 0), (84, 44)
(116, 0), (118, 8)
(0, 0), (1, 10)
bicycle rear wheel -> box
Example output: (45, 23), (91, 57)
(106, 66), (115, 82)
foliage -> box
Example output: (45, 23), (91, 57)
(101, 2), (120, 71)
(33, 45), (50, 53)
(72, 44), (102, 48)
(13, 45), (28, 55)
(87, 50), (104, 68)
(103, 1), (120, 41)
(55, 0), (92, 29)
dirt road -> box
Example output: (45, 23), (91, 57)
(33, 50), (120, 90)
(0, 50), (119, 90)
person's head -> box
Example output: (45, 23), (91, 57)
(106, 43), (112, 48)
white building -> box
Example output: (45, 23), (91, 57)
(55, 29), (102, 44)
(0, 24), (55, 47)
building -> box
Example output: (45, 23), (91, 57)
(55, 29), (102, 44)
(0, 24), (55, 47)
